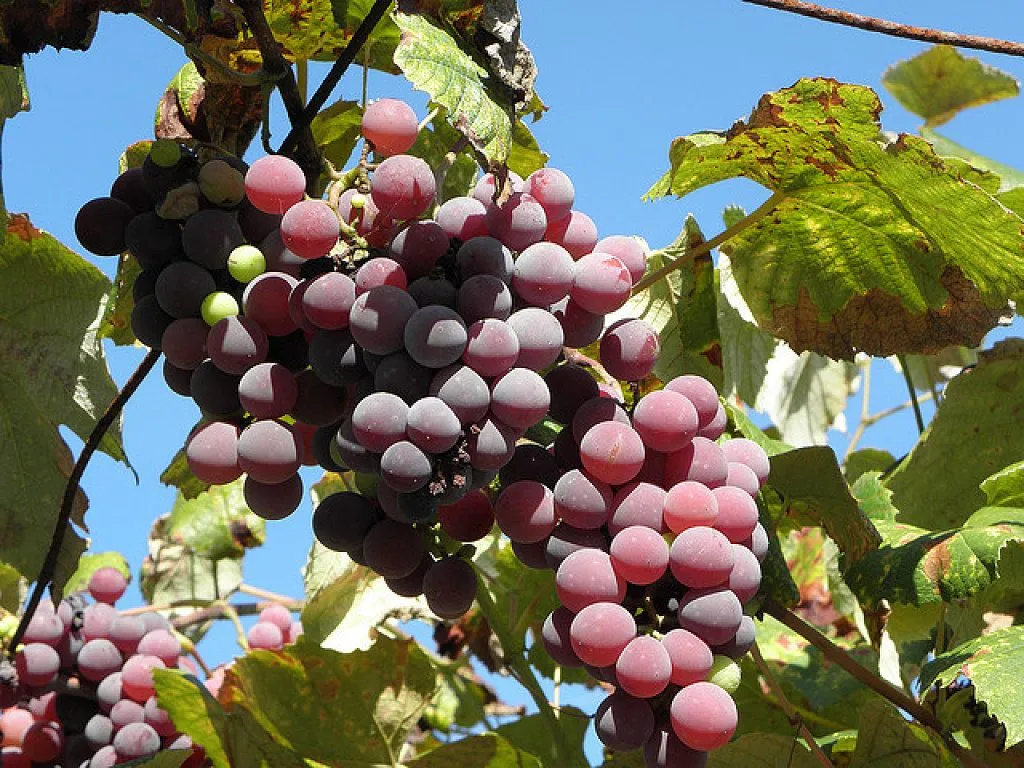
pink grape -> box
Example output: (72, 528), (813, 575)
(466, 416), (517, 470)
(615, 635), (672, 698)
(677, 587), (743, 646)
(553, 469), (612, 529)
(727, 461), (761, 496)
(555, 549), (625, 613)
(438, 491), (495, 542)
(632, 389), (699, 453)
(512, 241), (574, 306)
(506, 307), (564, 370)
(237, 419), (303, 483)
(351, 392), (409, 452)
(243, 271), (299, 337)
(545, 209), (597, 259)
(406, 396), (461, 454)
(0, 707), (33, 746)
(348, 285), (419, 355)
(248, 621), (284, 650)
(670, 682), (737, 751)
(77, 639), (123, 682)
(485, 191), (547, 251)
(15, 643), (60, 687)
(745, 522), (769, 562)
(596, 234), (648, 283)
(472, 171), (524, 204)
(571, 397), (629, 445)
(404, 305), (468, 368)
(713, 615), (757, 659)
(608, 482), (666, 535)
(239, 362), (298, 419)
(600, 318), (659, 381)
(495, 481), (557, 544)
(207, 316), (269, 375)
(302, 272), (356, 329)
(436, 195), (488, 240)
(244, 155), (305, 214)
(136, 629), (181, 667)
(610, 525), (669, 585)
(665, 375), (720, 428)
(579, 421), (646, 485)
(430, 364), (490, 425)
(463, 319), (519, 377)
(551, 297), (604, 348)
(89, 567), (129, 605)
(659, 481), (716, 536)
(338, 188), (395, 246)
(541, 607), (582, 667)
(569, 602), (635, 667)
(22, 608), (66, 647)
(112, 721), (161, 760)
(370, 154), (436, 220)
(593, 692), (656, 752)
(699, 402), (727, 439)
(662, 628), (714, 686)
(280, 200), (339, 259)
(664, 437), (728, 489)
(361, 98), (418, 157)
(712, 486), (759, 542)
(143, 696), (175, 737)
(722, 438), (770, 485)
(523, 167), (574, 223)
(109, 615), (146, 654)
(389, 220), (449, 279)
(185, 421), (241, 485)
(670, 526), (735, 588)
(380, 440), (432, 492)
(544, 523), (609, 570)
(570, 253), (632, 314)
(490, 367), (550, 429)
(355, 257), (407, 293)
(729, 543), (762, 603)
(82, 603), (118, 642)
(121, 655), (165, 702)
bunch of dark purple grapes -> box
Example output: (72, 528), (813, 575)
(498, 375), (769, 768)
(1, 568), (205, 767)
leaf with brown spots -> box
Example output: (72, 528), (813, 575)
(219, 638), (438, 766)
(849, 699), (950, 767)
(920, 625), (1024, 749)
(646, 78), (1024, 359)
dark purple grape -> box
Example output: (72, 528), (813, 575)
(75, 197), (134, 256)
(183, 208), (244, 269)
(312, 491), (382, 552)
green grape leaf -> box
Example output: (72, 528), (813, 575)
(845, 508), (1024, 607)
(647, 78), (1024, 360)
(165, 480), (266, 560)
(769, 447), (881, 567)
(118, 751), (191, 768)
(407, 110), (480, 203)
(161, 443), (211, 500)
(919, 625), (1024, 749)
(328, 0), (403, 72)
(394, 12), (513, 167)
(706, 733), (821, 767)
(849, 699), (949, 767)
(0, 561), (25, 614)
(846, 449), (897, 485)
(887, 339), (1024, 530)
(981, 460), (1024, 508)
(725, 402), (792, 457)
(852, 471), (899, 523)
(494, 707), (589, 768)
(409, 732), (541, 767)
(311, 99), (363, 172)
(508, 118), (548, 178)
(0, 64), (29, 215)
(882, 45), (1019, 127)
(716, 252), (776, 405)
(923, 127), (1024, 193)
(220, 638), (438, 765)
(610, 217), (723, 388)
(0, 213), (127, 591)
(62, 551), (130, 596)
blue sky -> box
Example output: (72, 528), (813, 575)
(4, 2), (1024, 762)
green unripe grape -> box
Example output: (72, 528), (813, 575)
(227, 244), (267, 283)
(707, 655), (742, 694)
(349, 192), (366, 210)
(354, 472), (378, 497)
(201, 291), (240, 326)
(199, 158), (246, 207)
(150, 139), (182, 169)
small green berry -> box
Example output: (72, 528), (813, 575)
(707, 655), (742, 694)
(201, 291), (240, 326)
(150, 139), (182, 169)
(227, 244), (267, 283)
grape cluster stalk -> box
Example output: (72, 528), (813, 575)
(75, 96), (766, 765)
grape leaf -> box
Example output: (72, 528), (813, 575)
(119, 751), (191, 768)
(328, 0), (403, 72)
(62, 551), (130, 596)
(882, 45), (1019, 128)
(160, 443), (211, 500)
(0, 213), (128, 591)
(311, 99), (363, 171)
(849, 699), (949, 767)
(220, 638), (438, 765)
(846, 449), (897, 485)
(716, 251), (776, 406)
(166, 480), (266, 560)
(706, 733), (821, 767)
(494, 707), (589, 768)
(647, 78), (1024, 359)
(852, 471), (898, 523)
(0, 63), (28, 214)
(923, 127), (1024, 193)
(409, 732), (541, 767)
(407, 109), (480, 202)
(919, 625), (1024, 749)
(769, 447), (881, 567)
(980, 460), (1024, 509)
(887, 339), (1024, 530)
(0, 560), (24, 614)
(394, 12), (513, 167)
(508, 117), (548, 177)
(0, 7), (99, 61)
(725, 402), (792, 457)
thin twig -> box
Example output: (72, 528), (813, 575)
(234, 0), (321, 186)
(751, 643), (835, 768)
(237, 583), (302, 608)
(279, 0), (394, 156)
(632, 192), (785, 294)
(8, 349), (160, 657)
(843, 359), (872, 461)
(764, 602), (989, 768)
(897, 355), (926, 434)
(742, 0), (1024, 58)
(135, 13), (264, 86)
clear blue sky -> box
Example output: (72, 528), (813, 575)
(4, 2), (1024, 762)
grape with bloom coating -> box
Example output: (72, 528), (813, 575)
(244, 155), (305, 214)
(670, 682), (737, 751)
(569, 601), (635, 667)
(555, 549), (625, 613)
(371, 154), (436, 220)
(362, 98), (418, 157)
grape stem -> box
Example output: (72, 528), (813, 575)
(897, 354), (927, 434)
(764, 601), (989, 768)
(6, 348), (161, 660)
(237, 583), (300, 605)
(471, 570), (586, 767)
(750, 642), (835, 767)
(742, 0), (1024, 58)
(631, 192), (785, 294)
(134, 13), (265, 86)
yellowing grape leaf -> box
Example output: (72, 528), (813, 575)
(647, 78), (1024, 359)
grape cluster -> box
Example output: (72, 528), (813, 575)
(509, 378), (769, 767)
(0, 568), (204, 767)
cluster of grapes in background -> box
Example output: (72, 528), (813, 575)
(73, 95), (767, 767)
(1, 568), (201, 766)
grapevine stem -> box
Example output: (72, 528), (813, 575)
(418, 107), (440, 133)
(842, 359), (872, 461)
(764, 602), (989, 768)
(219, 601), (249, 650)
(742, 0), (1024, 58)
(472, 572), (584, 767)
(134, 13), (265, 86)
(296, 59), (308, 106)
(237, 583), (301, 606)
(278, 0), (394, 157)
(631, 192), (785, 294)
(750, 643), (835, 768)
(7, 348), (160, 658)
(897, 355), (927, 434)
